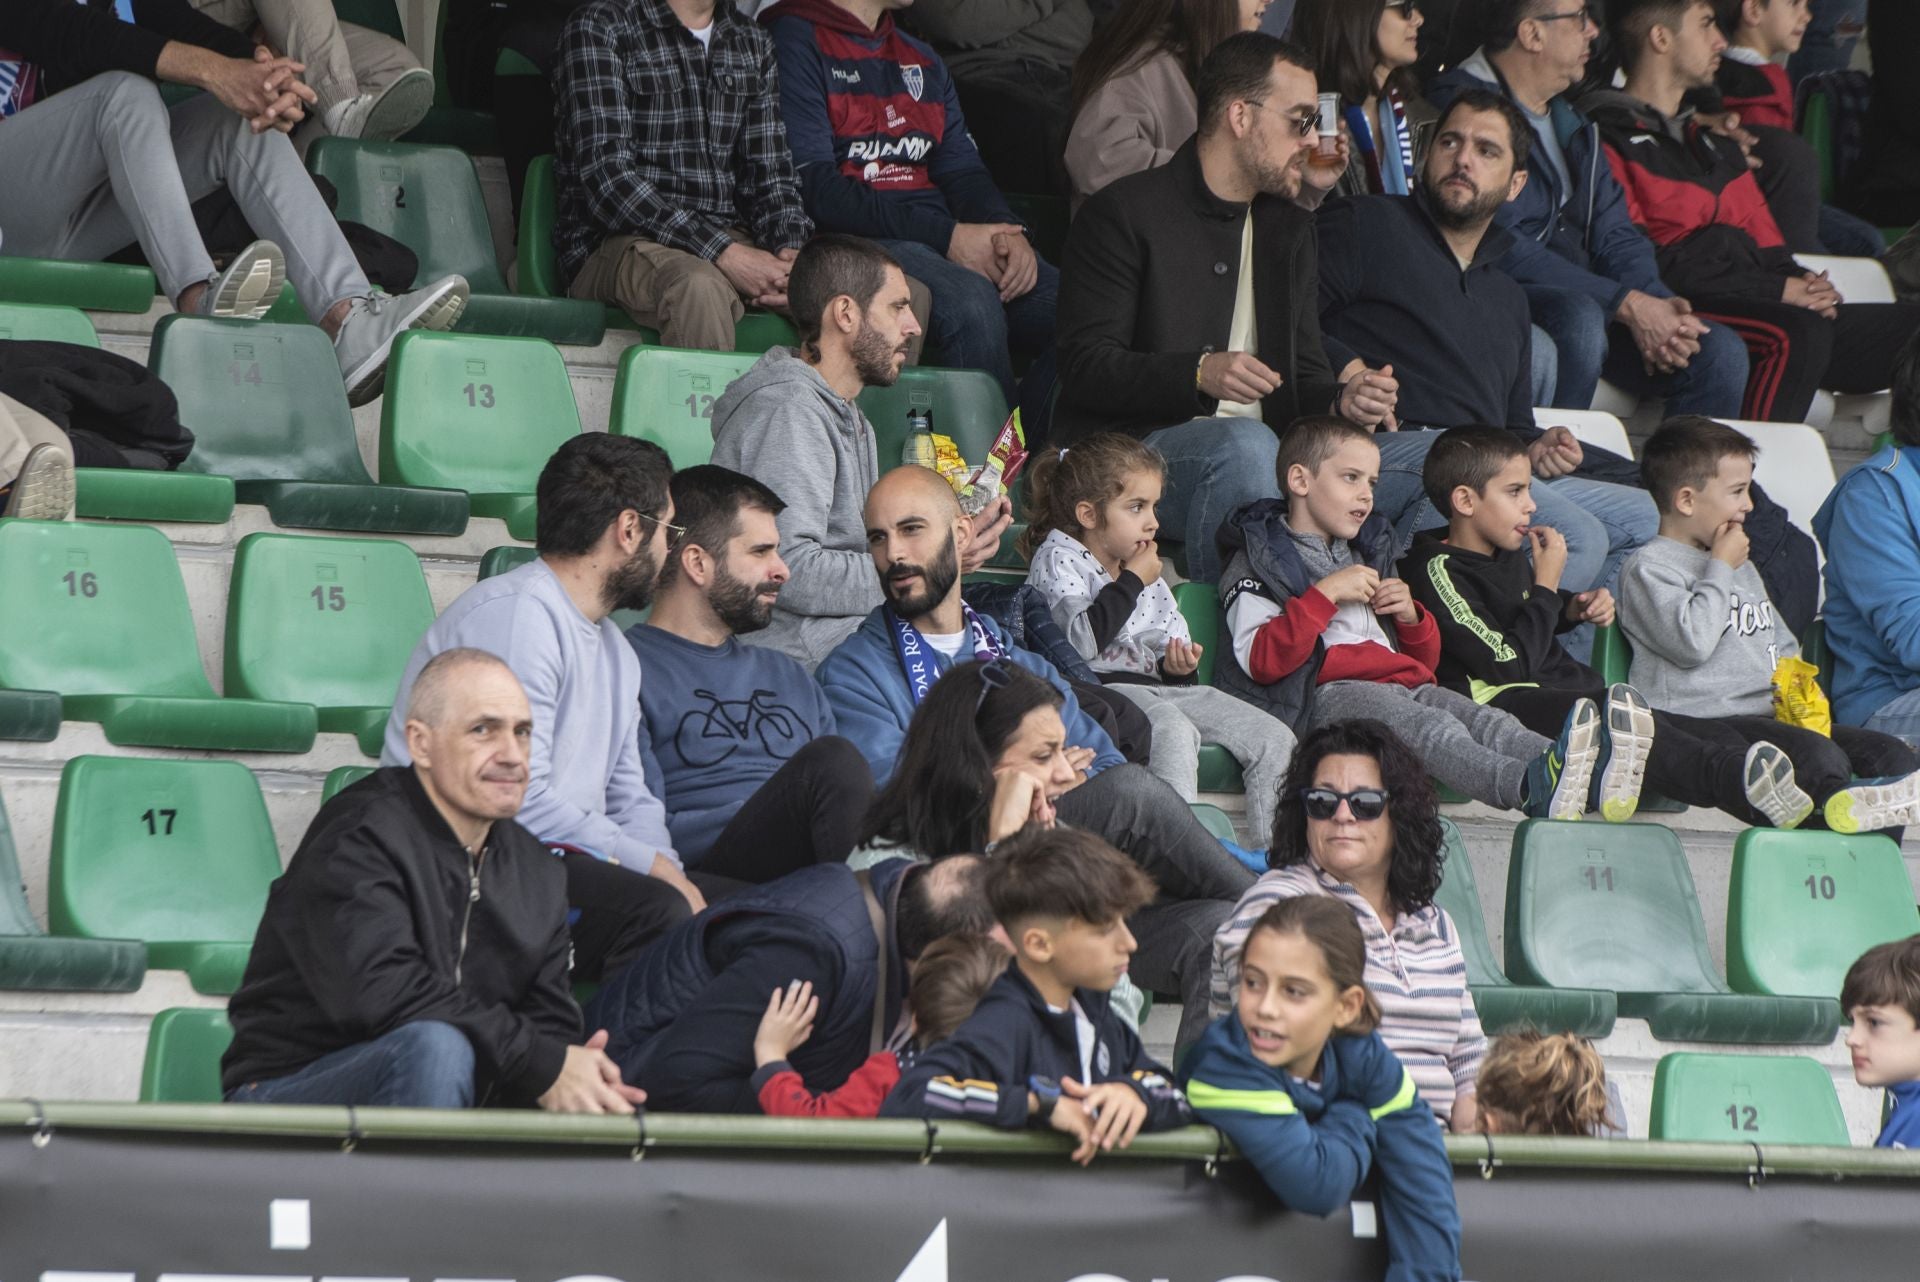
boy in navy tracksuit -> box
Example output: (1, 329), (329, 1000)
(759, 0), (1057, 412)
(880, 828), (1189, 1160)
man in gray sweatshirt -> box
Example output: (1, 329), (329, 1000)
(383, 434), (700, 980)
(711, 233), (1012, 671)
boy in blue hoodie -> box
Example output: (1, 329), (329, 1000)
(880, 827), (1191, 1161)
(1842, 935), (1920, 1150)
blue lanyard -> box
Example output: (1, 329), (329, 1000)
(886, 603), (1003, 705)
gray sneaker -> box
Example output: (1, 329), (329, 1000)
(1743, 741), (1814, 829)
(325, 68), (435, 142)
(197, 239), (285, 319)
(1, 443), (74, 520)
(334, 275), (470, 406)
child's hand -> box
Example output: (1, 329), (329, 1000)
(1315, 564), (1380, 605)
(753, 981), (818, 1068)
(1163, 638), (1203, 676)
(1370, 577), (1419, 625)
(1710, 519), (1750, 568)
(1526, 526), (1569, 589)
(1060, 1077), (1148, 1162)
(1047, 1095), (1099, 1163)
(1123, 540), (1163, 586)
(1568, 587), (1614, 627)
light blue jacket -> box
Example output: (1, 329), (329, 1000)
(815, 607), (1123, 787)
(1813, 443), (1920, 726)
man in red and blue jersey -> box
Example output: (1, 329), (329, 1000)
(762, 0), (1057, 421)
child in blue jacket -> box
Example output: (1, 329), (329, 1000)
(1182, 895), (1461, 1282)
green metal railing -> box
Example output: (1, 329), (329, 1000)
(7, 1101), (1920, 1180)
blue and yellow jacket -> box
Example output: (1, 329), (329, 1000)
(1181, 1014), (1461, 1282)
(878, 965), (1189, 1131)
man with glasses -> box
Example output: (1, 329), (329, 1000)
(383, 434), (702, 979)
(1053, 32), (1400, 585)
(1428, 0), (1750, 420)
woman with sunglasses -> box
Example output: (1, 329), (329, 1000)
(1290, 0), (1435, 197)
(1208, 719), (1486, 1131)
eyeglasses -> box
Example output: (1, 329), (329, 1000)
(1246, 98), (1321, 138)
(1531, 4), (1593, 25)
(636, 509), (688, 541)
(974, 658), (1012, 715)
(1384, 0), (1421, 15)
(1299, 787), (1392, 822)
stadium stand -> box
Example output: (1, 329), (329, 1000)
(1727, 829), (1920, 1000)
(138, 1007), (232, 1103)
(608, 347), (760, 469)
(0, 784), (145, 992)
(1648, 1051), (1851, 1145)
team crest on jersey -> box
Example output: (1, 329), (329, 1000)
(901, 63), (924, 100)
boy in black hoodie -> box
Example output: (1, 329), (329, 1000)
(1399, 425), (1813, 827)
(880, 828), (1190, 1162)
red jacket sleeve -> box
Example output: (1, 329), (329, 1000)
(1395, 605), (1441, 677)
(1249, 587), (1338, 684)
(756, 1052), (901, 1118)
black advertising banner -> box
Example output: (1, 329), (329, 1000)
(3, 1127), (1919, 1281)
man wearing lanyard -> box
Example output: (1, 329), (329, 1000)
(817, 465), (1256, 1055)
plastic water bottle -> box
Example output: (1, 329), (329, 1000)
(903, 407), (937, 469)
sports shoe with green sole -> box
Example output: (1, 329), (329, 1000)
(1591, 683), (1654, 822)
(1743, 741), (1814, 828)
(1524, 697), (1600, 821)
(1824, 773), (1920, 834)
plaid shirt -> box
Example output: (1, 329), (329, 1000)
(553, 0), (813, 286)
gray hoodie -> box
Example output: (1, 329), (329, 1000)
(1616, 534), (1797, 718)
(711, 347), (883, 670)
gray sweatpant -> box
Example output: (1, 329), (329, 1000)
(0, 72), (369, 316)
(1110, 682), (1294, 849)
(1309, 680), (1550, 811)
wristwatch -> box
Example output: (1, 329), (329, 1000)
(1029, 1074), (1062, 1124)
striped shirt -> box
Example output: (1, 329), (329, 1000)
(1210, 863), (1486, 1125)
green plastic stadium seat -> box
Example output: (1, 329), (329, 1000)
(1189, 802), (1237, 843)
(1172, 580), (1245, 792)
(859, 366), (1009, 467)
(224, 533), (435, 757)
(380, 330), (581, 540)
(1648, 1052), (1848, 1145)
(609, 346), (758, 467)
(0, 689), (61, 742)
(140, 1008), (235, 1102)
(1591, 622), (1629, 685)
(1430, 819), (1615, 1037)
(0, 301), (98, 346)
(322, 765), (377, 803)
(1800, 90), (1836, 205)
(50, 756), (282, 994)
(1803, 618), (1835, 694)
(0, 519), (317, 750)
(0, 256), (156, 312)
(480, 544), (539, 579)
(0, 784), (145, 991)
(1727, 829), (1920, 999)
(514, 156), (796, 349)
(1505, 819), (1839, 1043)
(148, 315), (467, 534)
(307, 139), (602, 344)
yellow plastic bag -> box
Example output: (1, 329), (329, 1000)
(930, 432), (971, 490)
(1772, 656), (1831, 736)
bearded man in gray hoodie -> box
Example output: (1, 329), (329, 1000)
(711, 234), (1013, 670)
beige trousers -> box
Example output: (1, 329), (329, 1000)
(189, 0), (423, 117)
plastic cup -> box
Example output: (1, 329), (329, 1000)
(1316, 91), (1341, 156)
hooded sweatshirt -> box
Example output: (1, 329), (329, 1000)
(710, 346), (883, 670)
(760, 0), (1013, 253)
(1615, 534), (1796, 718)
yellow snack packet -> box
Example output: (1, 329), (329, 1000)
(930, 432), (971, 489)
(1772, 655), (1831, 736)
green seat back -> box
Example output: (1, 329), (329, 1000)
(480, 545), (539, 579)
(1648, 1052), (1849, 1145)
(0, 257), (155, 312)
(1591, 622), (1630, 685)
(1188, 802), (1237, 843)
(308, 138), (507, 292)
(1431, 819), (1505, 987)
(610, 346), (758, 468)
(151, 316), (377, 485)
(1800, 90), (1836, 205)
(49, 756), (280, 962)
(224, 533), (434, 712)
(857, 366), (1009, 468)
(322, 765), (377, 803)
(0, 301), (98, 346)
(139, 1008), (234, 1103)
(0, 518), (215, 700)
(379, 330), (580, 496)
(0, 783), (146, 992)
(1172, 581), (1219, 686)
(1802, 617), (1835, 694)
(1727, 829), (1920, 998)
(517, 154), (564, 299)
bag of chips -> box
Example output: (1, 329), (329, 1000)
(958, 409), (1029, 517)
(1772, 655), (1832, 736)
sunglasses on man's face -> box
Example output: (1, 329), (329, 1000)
(1299, 787), (1392, 822)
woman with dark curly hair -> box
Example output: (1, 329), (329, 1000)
(1208, 719), (1486, 1130)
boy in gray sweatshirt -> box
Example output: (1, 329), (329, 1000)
(1618, 417), (1920, 834)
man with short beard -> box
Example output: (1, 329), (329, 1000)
(627, 465), (875, 892)
(1315, 88), (1658, 607)
(383, 434), (697, 980)
(712, 233), (1012, 671)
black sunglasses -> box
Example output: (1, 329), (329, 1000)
(1384, 0), (1421, 14)
(974, 658), (1013, 715)
(1299, 787), (1392, 822)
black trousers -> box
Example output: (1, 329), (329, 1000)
(686, 736), (875, 899)
(562, 851), (692, 983)
(1695, 297), (1920, 422)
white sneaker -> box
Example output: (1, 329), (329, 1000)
(1, 443), (74, 521)
(323, 69), (434, 142)
(1743, 741), (1814, 829)
(334, 275), (469, 406)
(197, 239), (285, 319)
(1824, 772), (1920, 834)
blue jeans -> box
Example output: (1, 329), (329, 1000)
(1819, 204), (1886, 257)
(1865, 686), (1920, 749)
(1141, 415), (1279, 584)
(226, 1020), (477, 1108)
(1529, 323), (1559, 407)
(873, 238), (1058, 412)
(1527, 284), (1750, 419)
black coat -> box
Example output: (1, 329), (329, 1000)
(222, 768), (580, 1103)
(0, 0), (251, 94)
(1052, 137), (1341, 443)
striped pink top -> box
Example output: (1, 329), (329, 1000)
(1210, 863), (1486, 1125)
